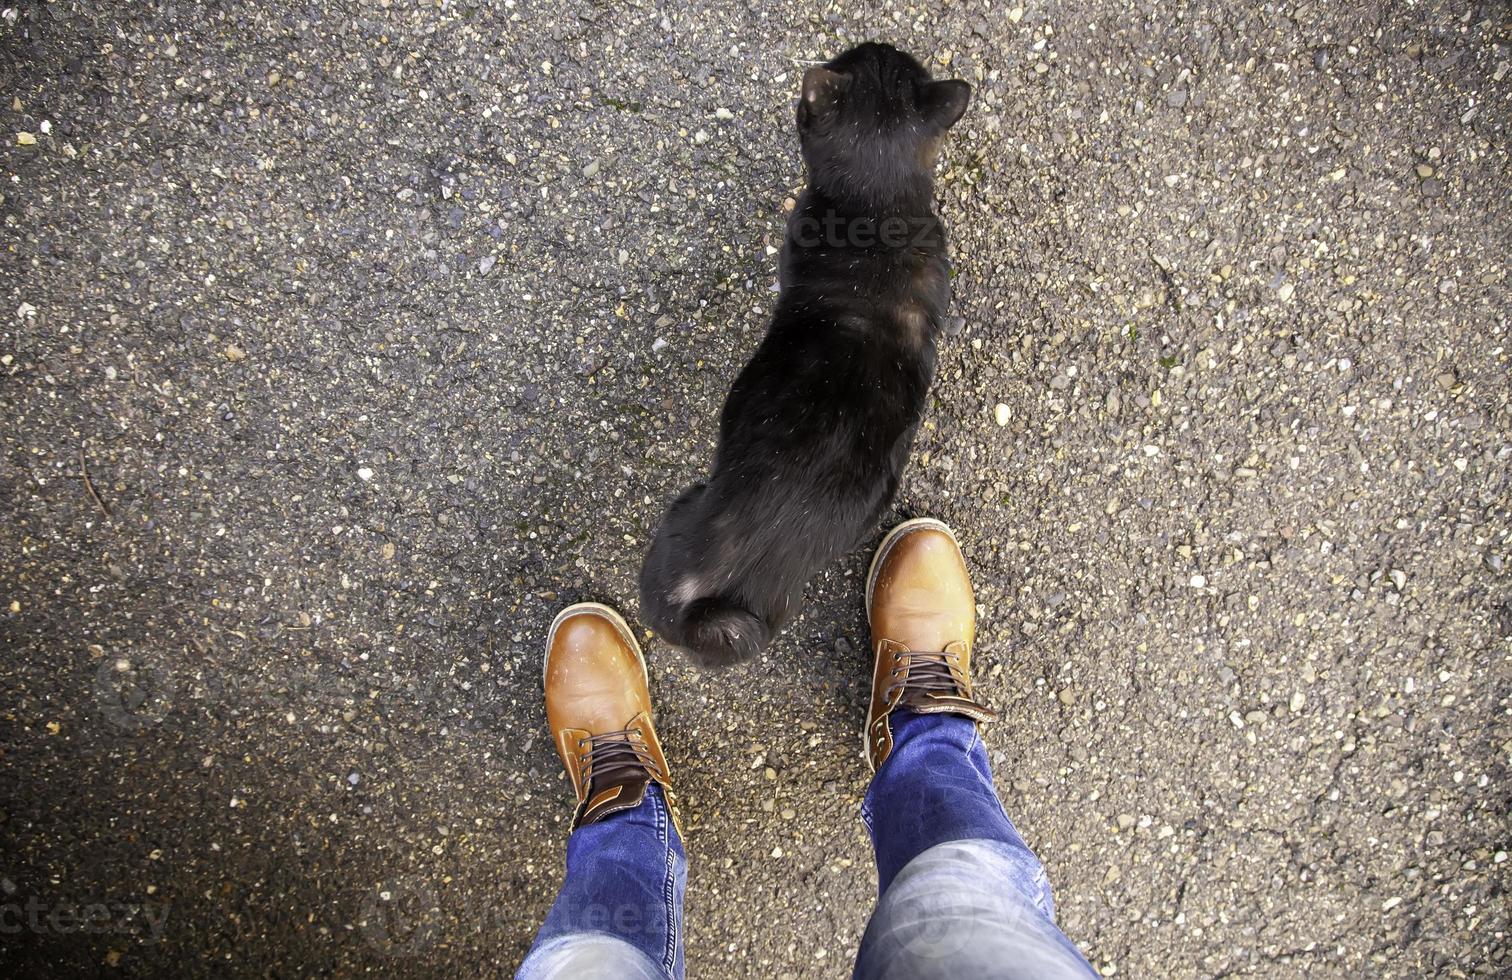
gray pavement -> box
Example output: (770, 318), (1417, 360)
(2, 0), (1509, 976)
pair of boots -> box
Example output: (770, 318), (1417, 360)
(543, 518), (993, 831)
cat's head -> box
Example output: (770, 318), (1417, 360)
(796, 42), (971, 204)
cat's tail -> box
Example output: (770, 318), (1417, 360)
(639, 480), (771, 666)
(672, 596), (770, 668)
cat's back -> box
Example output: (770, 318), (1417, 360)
(713, 304), (933, 493)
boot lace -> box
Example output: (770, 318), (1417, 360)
(577, 727), (658, 789)
(885, 651), (965, 702)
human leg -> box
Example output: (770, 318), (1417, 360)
(852, 521), (1096, 979)
(516, 604), (687, 980)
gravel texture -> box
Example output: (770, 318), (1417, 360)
(2, 1), (1509, 977)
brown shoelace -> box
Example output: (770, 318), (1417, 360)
(576, 728), (658, 790)
(885, 650), (966, 701)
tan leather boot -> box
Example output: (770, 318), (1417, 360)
(864, 518), (996, 771)
(544, 602), (678, 830)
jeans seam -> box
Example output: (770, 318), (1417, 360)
(656, 792), (678, 976)
(968, 728), (1022, 846)
(1034, 864), (1056, 920)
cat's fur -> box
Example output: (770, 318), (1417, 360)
(639, 42), (971, 667)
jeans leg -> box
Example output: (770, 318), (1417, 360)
(852, 839), (1098, 980)
(854, 711), (1097, 980)
(861, 710), (1027, 893)
(516, 784), (686, 980)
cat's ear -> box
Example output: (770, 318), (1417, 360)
(922, 79), (971, 129)
(798, 67), (849, 126)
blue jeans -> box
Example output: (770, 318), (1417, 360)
(516, 712), (1097, 979)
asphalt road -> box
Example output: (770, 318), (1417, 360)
(2, 1), (1509, 977)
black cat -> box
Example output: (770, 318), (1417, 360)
(639, 42), (971, 667)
